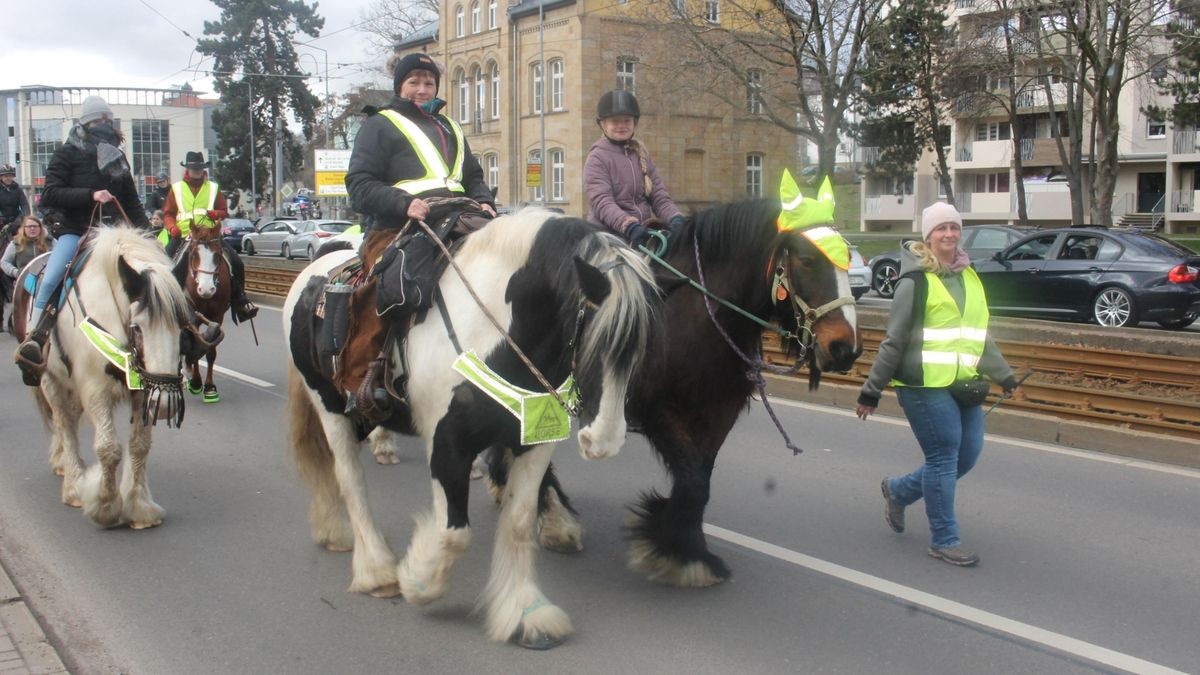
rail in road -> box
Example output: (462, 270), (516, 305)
(245, 261), (1200, 440)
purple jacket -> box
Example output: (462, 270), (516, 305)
(584, 136), (681, 238)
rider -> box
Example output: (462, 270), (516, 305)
(584, 90), (684, 248)
(342, 52), (496, 414)
(16, 95), (152, 385)
(144, 171), (170, 213)
(161, 151), (258, 323)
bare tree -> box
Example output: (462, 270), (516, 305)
(357, 0), (440, 57)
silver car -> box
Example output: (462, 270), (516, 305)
(849, 245), (871, 299)
(241, 219), (299, 256)
(283, 220), (353, 260)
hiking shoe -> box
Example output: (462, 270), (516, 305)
(928, 546), (980, 567)
(881, 479), (905, 533)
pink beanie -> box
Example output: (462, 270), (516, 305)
(921, 202), (962, 241)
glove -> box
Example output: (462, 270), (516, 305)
(206, 210), (221, 220)
(1001, 375), (1020, 396)
(668, 215), (685, 236)
(626, 222), (648, 247)
(167, 226), (181, 238)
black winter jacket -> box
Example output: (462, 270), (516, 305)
(144, 185), (169, 213)
(345, 96), (493, 231)
(40, 137), (150, 236)
(0, 181), (29, 226)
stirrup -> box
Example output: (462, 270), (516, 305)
(234, 298), (258, 321)
(14, 338), (49, 387)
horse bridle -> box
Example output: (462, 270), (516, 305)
(126, 322), (187, 428)
(188, 237), (223, 286)
(769, 248), (856, 357)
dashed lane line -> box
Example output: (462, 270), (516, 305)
(704, 523), (1186, 675)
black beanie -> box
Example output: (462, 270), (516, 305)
(393, 53), (441, 95)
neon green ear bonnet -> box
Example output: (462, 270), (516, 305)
(776, 170), (849, 270)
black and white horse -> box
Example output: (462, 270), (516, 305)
(283, 209), (659, 648)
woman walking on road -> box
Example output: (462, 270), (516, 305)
(855, 202), (1020, 567)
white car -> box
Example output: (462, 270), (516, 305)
(315, 224), (364, 258)
(849, 246), (871, 300)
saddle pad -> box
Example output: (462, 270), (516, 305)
(19, 248), (92, 311)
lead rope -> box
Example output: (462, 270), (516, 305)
(692, 237), (804, 455)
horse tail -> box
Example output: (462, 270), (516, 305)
(576, 232), (659, 382)
(31, 387), (53, 432)
(287, 365), (345, 545)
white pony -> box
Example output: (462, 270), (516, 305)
(284, 210), (658, 648)
(16, 226), (193, 528)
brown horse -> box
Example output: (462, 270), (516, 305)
(181, 226), (231, 403)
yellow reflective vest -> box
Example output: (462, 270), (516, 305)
(378, 110), (466, 195)
(170, 179), (218, 236)
(892, 268), (989, 387)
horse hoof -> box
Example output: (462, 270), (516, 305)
(369, 583), (402, 599)
(187, 381), (203, 395)
(129, 519), (162, 530)
(324, 542), (353, 553)
(512, 628), (565, 651)
(203, 388), (219, 403)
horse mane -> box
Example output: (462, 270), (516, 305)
(85, 226), (191, 330)
(689, 198), (783, 263)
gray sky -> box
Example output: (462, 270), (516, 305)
(3, 0), (392, 97)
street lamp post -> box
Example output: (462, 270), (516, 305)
(298, 44), (331, 147)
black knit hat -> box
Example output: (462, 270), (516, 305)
(393, 53), (441, 95)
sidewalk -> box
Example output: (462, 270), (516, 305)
(0, 559), (67, 675)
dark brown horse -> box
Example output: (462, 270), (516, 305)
(488, 198), (863, 586)
(181, 226), (231, 403)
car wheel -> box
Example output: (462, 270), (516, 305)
(283, 243), (292, 260)
(872, 260), (900, 299)
(1157, 315), (1197, 330)
(243, 240), (255, 256)
(306, 245), (315, 259)
(1092, 287), (1136, 328)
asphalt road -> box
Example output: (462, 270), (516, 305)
(0, 308), (1197, 674)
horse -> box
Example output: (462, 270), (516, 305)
(485, 198), (862, 586)
(180, 225), (232, 403)
(12, 226), (193, 528)
(284, 209), (660, 648)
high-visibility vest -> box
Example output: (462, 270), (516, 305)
(171, 180), (219, 236)
(892, 268), (989, 388)
(378, 110), (466, 195)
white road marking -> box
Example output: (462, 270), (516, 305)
(769, 398), (1200, 480)
(212, 365), (275, 388)
(704, 523), (1187, 675)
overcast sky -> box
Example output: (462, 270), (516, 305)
(2, 0), (394, 97)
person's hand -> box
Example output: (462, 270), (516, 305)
(206, 210), (221, 220)
(92, 190), (115, 204)
(480, 203), (496, 217)
(167, 225), (181, 238)
(406, 198), (429, 221)
(1002, 375), (1020, 397)
(855, 404), (875, 420)
(668, 215), (685, 236)
(626, 222), (648, 247)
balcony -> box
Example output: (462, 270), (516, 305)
(955, 140), (1011, 168)
(957, 146), (973, 162)
(1172, 128), (1200, 156)
(957, 191), (1011, 216)
(1019, 137), (1065, 166)
(863, 194), (918, 220)
(858, 146), (880, 167)
(1017, 184), (1072, 220)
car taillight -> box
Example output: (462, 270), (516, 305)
(314, 231), (332, 238)
(1168, 264), (1198, 284)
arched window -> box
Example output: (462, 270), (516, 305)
(531, 62), (544, 114)
(455, 5), (465, 37)
(456, 69), (470, 123)
(550, 148), (565, 201)
(488, 0), (497, 28)
(490, 62), (501, 119)
(474, 66), (486, 125)
(471, 2), (481, 33)
(550, 59), (564, 111)
(528, 149), (544, 203)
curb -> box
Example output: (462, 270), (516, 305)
(765, 374), (1200, 469)
(0, 558), (68, 675)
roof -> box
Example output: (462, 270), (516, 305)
(508, 0), (576, 20)
(395, 20), (438, 49)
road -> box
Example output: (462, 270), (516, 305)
(0, 307), (1197, 674)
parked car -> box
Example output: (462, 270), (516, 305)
(220, 218), (256, 251)
(283, 219), (354, 260)
(972, 227), (1200, 329)
(868, 224), (1032, 298)
(315, 223), (364, 258)
(242, 219), (299, 256)
(849, 246), (870, 300)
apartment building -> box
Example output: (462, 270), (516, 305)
(393, 0), (799, 219)
(1, 86), (215, 211)
(860, 0), (1198, 234)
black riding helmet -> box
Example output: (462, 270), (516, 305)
(596, 89), (640, 121)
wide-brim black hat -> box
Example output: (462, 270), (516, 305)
(181, 151), (210, 169)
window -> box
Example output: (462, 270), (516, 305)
(474, 67), (486, 125)
(973, 172), (1010, 193)
(617, 58), (636, 92)
(488, 0), (497, 29)
(672, 0), (686, 15)
(550, 148), (565, 201)
(528, 149), (544, 203)
(746, 154), (763, 197)
(704, 0), (720, 23)
(490, 63), (501, 118)
(975, 122), (1011, 141)
(30, 120), (62, 185)
(486, 153), (499, 191)
(457, 69), (470, 123)
(747, 69), (763, 114)
(455, 5), (464, 37)
(1147, 118), (1166, 139)
(471, 2), (480, 33)
(1150, 54), (1168, 82)
(1004, 234), (1058, 261)
(532, 62), (544, 113)
(131, 119), (170, 203)
(550, 59), (564, 111)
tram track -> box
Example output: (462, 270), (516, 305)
(247, 263), (1200, 441)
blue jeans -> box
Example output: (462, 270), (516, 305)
(33, 233), (80, 311)
(887, 386), (985, 549)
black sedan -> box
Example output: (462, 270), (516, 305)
(868, 224), (1031, 298)
(221, 218), (256, 251)
(973, 227), (1200, 329)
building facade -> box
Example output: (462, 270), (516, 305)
(1, 86), (215, 213)
(394, 0), (800, 220)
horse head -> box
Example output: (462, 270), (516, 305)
(187, 227), (225, 300)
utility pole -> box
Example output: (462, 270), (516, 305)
(248, 80), (256, 209)
(274, 116), (284, 217)
(538, 1), (546, 205)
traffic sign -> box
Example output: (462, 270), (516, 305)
(526, 162), (542, 187)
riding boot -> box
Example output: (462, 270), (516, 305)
(15, 306), (56, 386)
(228, 252), (258, 322)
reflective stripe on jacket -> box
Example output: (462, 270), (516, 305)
(892, 267), (988, 387)
(171, 180), (218, 235)
(377, 110), (465, 194)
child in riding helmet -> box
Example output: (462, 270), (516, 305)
(584, 89), (684, 248)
